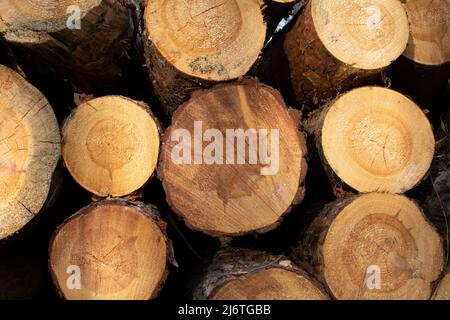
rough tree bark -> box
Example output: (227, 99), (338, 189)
(142, 0), (266, 114)
(194, 248), (329, 300)
(284, 0), (409, 105)
(0, 0), (135, 92)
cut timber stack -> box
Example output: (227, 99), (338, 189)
(295, 193), (444, 300)
(0, 64), (60, 240)
(143, 0), (266, 114)
(158, 79), (307, 236)
(305, 86), (435, 197)
(49, 200), (171, 300)
(284, 0), (410, 104)
(194, 248), (329, 300)
(390, 0), (450, 110)
(0, 0), (133, 92)
(62, 96), (161, 197)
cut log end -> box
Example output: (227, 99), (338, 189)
(159, 79), (307, 236)
(144, 0), (266, 81)
(49, 200), (169, 300)
(0, 0), (101, 35)
(320, 86), (434, 194)
(62, 96), (160, 197)
(434, 272), (450, 300)
(311, 0), (409, 70)
(211, 268), (328, 300)
(195, 249), (329, 300)
(304, 193), (444, 300)
(0, 65), (60, 240)
(403, 0), (450, 66)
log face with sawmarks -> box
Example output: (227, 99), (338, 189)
(0, 64), (60, 240)
(295, 193), (444, 300)
(305, 86), (435, 196)
(143, 0), (266, 114)
(49, 200), (170, 300)
(62, 96), (161, 197)
(194, 248), (329, 300)
(284, 0), (410, 104)
(158, 79), (307, 237)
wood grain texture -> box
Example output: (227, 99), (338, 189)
(0, 64), (60, 240)
(194, 248), (329, 300)
(62, 96), (161, 197)
(305, 86), (435, 196)
(158, 79), (307, 236)
(0, 0), (133, 92)
(284, 0), (409, 104)
(294, 193), (444, 300)
(143, 0), (266, 114)
(49, 199), (171, 300)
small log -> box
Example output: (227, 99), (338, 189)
(0, 64), (60, 240)
(284, 0), (409, 105)
(48, 199), (171, 300)
(305, 86), (435, 197)
(62, 95), (161, 197)
(143, 0), (266, 114)
(194, 248), (329, 300)
(0, 0), (133, 92)
(294, 193), (444, 300)
(158, 79), (307, 236)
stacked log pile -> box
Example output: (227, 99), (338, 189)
(0, 0), (448, 301)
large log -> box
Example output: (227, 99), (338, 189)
(389, 0), (450, 111)
(48, 199), (171, 300)
(0, 0), (133, 92)
(158, 79), (307, 237)
(194, 248), (329, 300)
(294, 193), (444, 300)
(305, 86), (435, 197)
(0, 64), (60, 240)
(143, 0), (266, 115)
(284, 0), (409, 105)
(62, 95), (161, 197)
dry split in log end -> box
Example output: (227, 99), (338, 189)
(297, 193), (444, 300)
(305, 86), (435, 196)
(143, 0), (266, 114)
(0, 64), (60, 240)
(284, 0), (410, 104)
(49, 200), (170, 300)
(62, 96), (161, 197)
(0, 0), (132, 92)
(194, 249), (329, 300)
(158, 79), (307, 237)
